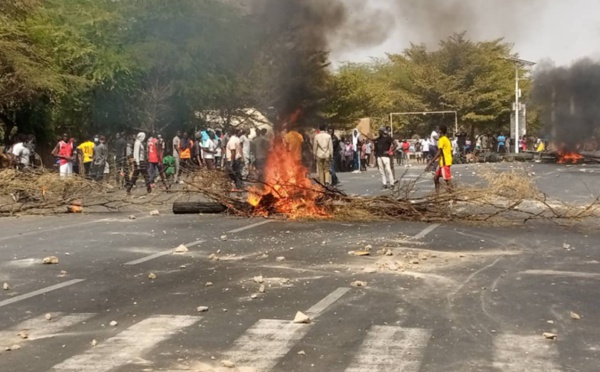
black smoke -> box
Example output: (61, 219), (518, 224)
(532, 59), (600, 148)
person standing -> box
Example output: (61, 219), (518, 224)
(427, 125), (453, 193)
(91, 136), (108, 182)
(360, 140), (367, 172)
(240, 129), (251, 178)
(214, 130), (223, 169)
(172, 131), (181, 183)
(114, 132), (128, 188)
(429, 129), (439, 172)
(375, 128), (395, 189)
(365, 139), (372, 168)
(329, 128), (340, 186)
(52, 133), (73, 178)
(226, 129), (244, 191)
(284, 125), (304, 164)
(497, 133), (507, 153)
(202, 131), (218, 170)
(251, 128), (269, 182)
(178, 132), (193, 171)
(402, 139), (410, 166)
(313, 124), (333, 185)
(77, 138), (95, 177)
(126, 132), (152, 194)
(147, 133), (160, 186)
(11, 134), (30, 170)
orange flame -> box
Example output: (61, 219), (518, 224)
(247, 142), (329, 219)
(557, 151), (584, 164)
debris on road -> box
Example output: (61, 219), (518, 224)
(91, 339), (97, 346)
(149, 210), (160, 216)
(173, 244), (189, 254)
(250, 294), (258, 299)
(543, 332), (558, 340)
(205, 282), (213, 287)
(197, 306), (209, 312)
(128, 215), (136, 220)
(365, 244), (373, 251)
(297, 350), (306, 355)
(5, 344), (21, 351)
(221, 360), (236, 368)
(45, 313), (53, 321)
(253, 275), (264, 284)
(148, 273), (157, 280)
(208, 254), (219, 261)
(17, 331), (28, 339)
(351, 281), (368, 287)
(276, 256), (286, 262)
(220, 235), (228, 241)
(109, 321), (118, 327)
(354, 251), (371, 256)
(363, 267), (377, 274)
(42, 256), (59, 264)
(58, 270), (68, 277)
(293, 311), (311, 324)
(385, 249), (393, 256)
(259, 284), (266, 293)
(570, 311), (581, 320)
(2, 283), (9, 290)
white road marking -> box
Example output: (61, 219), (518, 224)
(227, 220), (273, 234)
(124, 240), (206, 266)
(521, 269), (600, 279)
(305, 287), (350, 318)
(412, 223), (440, 239)
(0, 279), (85, 308)
(225, 319), (311, 371)
(493, 334), (561, 371)
(50, 315), (200, 372)
(123, 250), (173, 266)
(345, 326), (431, 372)
(0, 313), (96, 344)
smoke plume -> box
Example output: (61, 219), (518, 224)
(533, 59), (600, 148)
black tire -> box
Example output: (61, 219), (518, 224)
(172, 201), (227, 214)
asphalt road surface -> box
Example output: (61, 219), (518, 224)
(0, 163), (599, 372)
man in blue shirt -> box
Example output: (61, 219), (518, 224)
(497, 133), (507, 153)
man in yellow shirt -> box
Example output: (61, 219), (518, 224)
(427, 124), (453, 193)
(285, 127), (304, 163)
(78, 139), (95, 177)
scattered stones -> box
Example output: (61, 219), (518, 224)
(385, 249), (393, 256)
(365, 244), (373, 251)
(17, 331), (29, 339)
(363, 267), (377, 274)
(220, 235), (228, 241)
(543, 332), (558, 340)
(297, 350), (306, 356)
(173, 244), (189, 254)
(148, 273), (157, 280)
(45, 313), (53, 321)
(253, 276), (264, 284)
(410, 259), (420, 265)
(570, 311), (581, 320)
(5, 344), (21, 351)
(347, 251), (356, 256)
(259, 285), (266, 293)
(149, 210), (160, 216)
(58, 270), (68, 277)
(205, 282), (213, 287)
(3, 283), (9, 290)
(42, 256), (59, 265)
(250, 294), (258, 299)
(208, 254), (219, 261)
(351, 281), (368, 287)
(221, 360), (236, 368)
(276, 256), (286, 262)
(109, 321), (118, 327)
(293, 311), (311, 324)
(197, 306), (209, 313)
(128, 215), (136, 220)
(547, 320), (555, 324)
(91, 339), (97, 346)
(354, 251), (371, 257)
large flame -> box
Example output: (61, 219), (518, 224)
(247, 141), (329, 219)
(557, 151), (584, 164)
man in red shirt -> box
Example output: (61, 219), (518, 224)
(401, 140), (410, 166)
(51, 133), (73, 178)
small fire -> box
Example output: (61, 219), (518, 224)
(557, 151), (584, 164)
(247, 141), (329, 219)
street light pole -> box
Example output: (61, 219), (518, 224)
(507, 57), (535, 154)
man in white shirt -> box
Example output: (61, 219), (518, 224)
(202, 131), (217, 170)
(226, 129), (244, 190)
(239, 129), (251, 177)
(172, 131), (181, 183)
(429, 129), (439, 172)
(313, 124), (333, 185)
(11, 134), (31, 170)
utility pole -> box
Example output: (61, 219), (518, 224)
(508, 57), (535, 154)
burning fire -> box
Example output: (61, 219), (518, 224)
(557, 151), (584, 164)
(247, 141), (329, 219)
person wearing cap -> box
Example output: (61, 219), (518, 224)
(91, 135), (108, 182)
(51, 133), (73, 178)
(374, 128), (396, 189)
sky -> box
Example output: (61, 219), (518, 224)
(331, 0), (600, 68)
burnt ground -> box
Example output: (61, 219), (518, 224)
(0, 163), (598, 372)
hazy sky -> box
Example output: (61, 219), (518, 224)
(331, 0), (600, 67)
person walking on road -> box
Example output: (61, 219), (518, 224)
(427, 125), (453, 193)
(126, 132), (152, 194)
(375, 128), (396, 189)
(313, 124), (333, 186)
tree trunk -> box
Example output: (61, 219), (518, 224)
(0, 111), (16, 146)
(172, 201), (228, 214)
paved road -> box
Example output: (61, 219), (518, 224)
(1, 207), (599, 371)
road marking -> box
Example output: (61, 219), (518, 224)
(345, 326), (431, 372)
(50, 315), (200, 372)
(493, 334), (561, 371)
(0, 279), (85, 308)
(412, 223), (440, 239)
(225, 319), (311, 371)
(227, 220), (273, 234)
(124, 240), (206, 266)
(521, 269), (600, 279)
(0, 313), (96, 344)
(305, 287), (350, 318)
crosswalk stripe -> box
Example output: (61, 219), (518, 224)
(224, 319), (311, 371)
(49, 315), (200, 372)
(345, 326), (431, 372)
(0, 313), (96, 346)
(493, 334), (561, 372)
